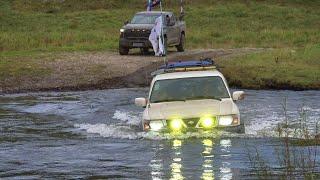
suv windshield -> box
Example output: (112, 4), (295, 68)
(131, 14), (161, 24)
(150, 76), (230, 103)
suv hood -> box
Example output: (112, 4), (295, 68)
(123, 24), (154, 30)
(147, 99), (236, 120)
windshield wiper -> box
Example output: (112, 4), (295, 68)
(184, 96), (222, 101)
(152, 99), (185, 103)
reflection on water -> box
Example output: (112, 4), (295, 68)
(219, 139), (232, 180)
(150, 144), (164, 180)
(202, 139), (214, 180)
(171, 139), (183, 180)
(149, 138), (235, 180)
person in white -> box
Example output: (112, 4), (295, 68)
(149, 15), (165, 56)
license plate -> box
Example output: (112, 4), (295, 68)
(133, 43), (144, 47)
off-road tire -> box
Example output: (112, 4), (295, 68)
(163, 37), (168, 56)
(140, 48), (149, 55)
(176, 33), (185, 52)
(119, 46), (129, 55)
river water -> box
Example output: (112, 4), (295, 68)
(0, 88), (319, 179)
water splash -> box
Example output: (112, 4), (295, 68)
(112, 110), (141, 126)
(75, 123), (143, 140)
(75, 110), (251, 140)
(75, 122), (239, 140)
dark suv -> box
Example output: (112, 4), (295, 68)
(119, 11), (186, 55)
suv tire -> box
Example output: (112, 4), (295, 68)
(119, 46), (129, 55)
(140, 48), (149, 55)
(163, 37), (168, 56)
(176, 33), (185, 52)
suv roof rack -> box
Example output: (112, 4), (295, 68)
(151, 58), (216, 76)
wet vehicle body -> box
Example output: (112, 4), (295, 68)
(135, 60), (245, 133)
(119, 11), (186, 55)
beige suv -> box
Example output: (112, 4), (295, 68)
(135, 60), (245, 133)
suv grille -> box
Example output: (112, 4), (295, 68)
(124, 29), (151, 39)
(166, 118), (200, 128)
(182, 118), (200, 128)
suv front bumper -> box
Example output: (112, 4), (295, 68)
(119, 38), (152, 49)
(145, 125), (244, 134)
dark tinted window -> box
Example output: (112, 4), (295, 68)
(150, 76), (230, 103)
(131, 14), (161, 24)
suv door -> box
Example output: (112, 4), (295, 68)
(170, 14), (181, 44)
(165, 14), (180, 45)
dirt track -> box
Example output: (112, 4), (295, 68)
(0, 48), (264, 94)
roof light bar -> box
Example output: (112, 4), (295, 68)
(151, 59), (216, 76)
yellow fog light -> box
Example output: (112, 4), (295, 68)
(200, 117), (215, 129)
(170, 119), (183, 131)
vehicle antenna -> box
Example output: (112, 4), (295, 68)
(180, 0), (184, 20)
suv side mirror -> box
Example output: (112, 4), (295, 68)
(135, 98), (147, 107)
(124, 20), (129, 25)
(232, 91), (245, 101)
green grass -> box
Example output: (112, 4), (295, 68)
(217, 44), (320, 90)
(1, 0), (320, 55)
(0, 1), (133, 54)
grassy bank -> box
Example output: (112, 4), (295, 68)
(217, 45), (320, 90)
(1, 0), (320, 54)
(1, 47), (318, 93)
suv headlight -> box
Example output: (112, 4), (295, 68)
(120, 29), (125, 33)
(149, 120), (165, 131)
(218, 115), (239, 126)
